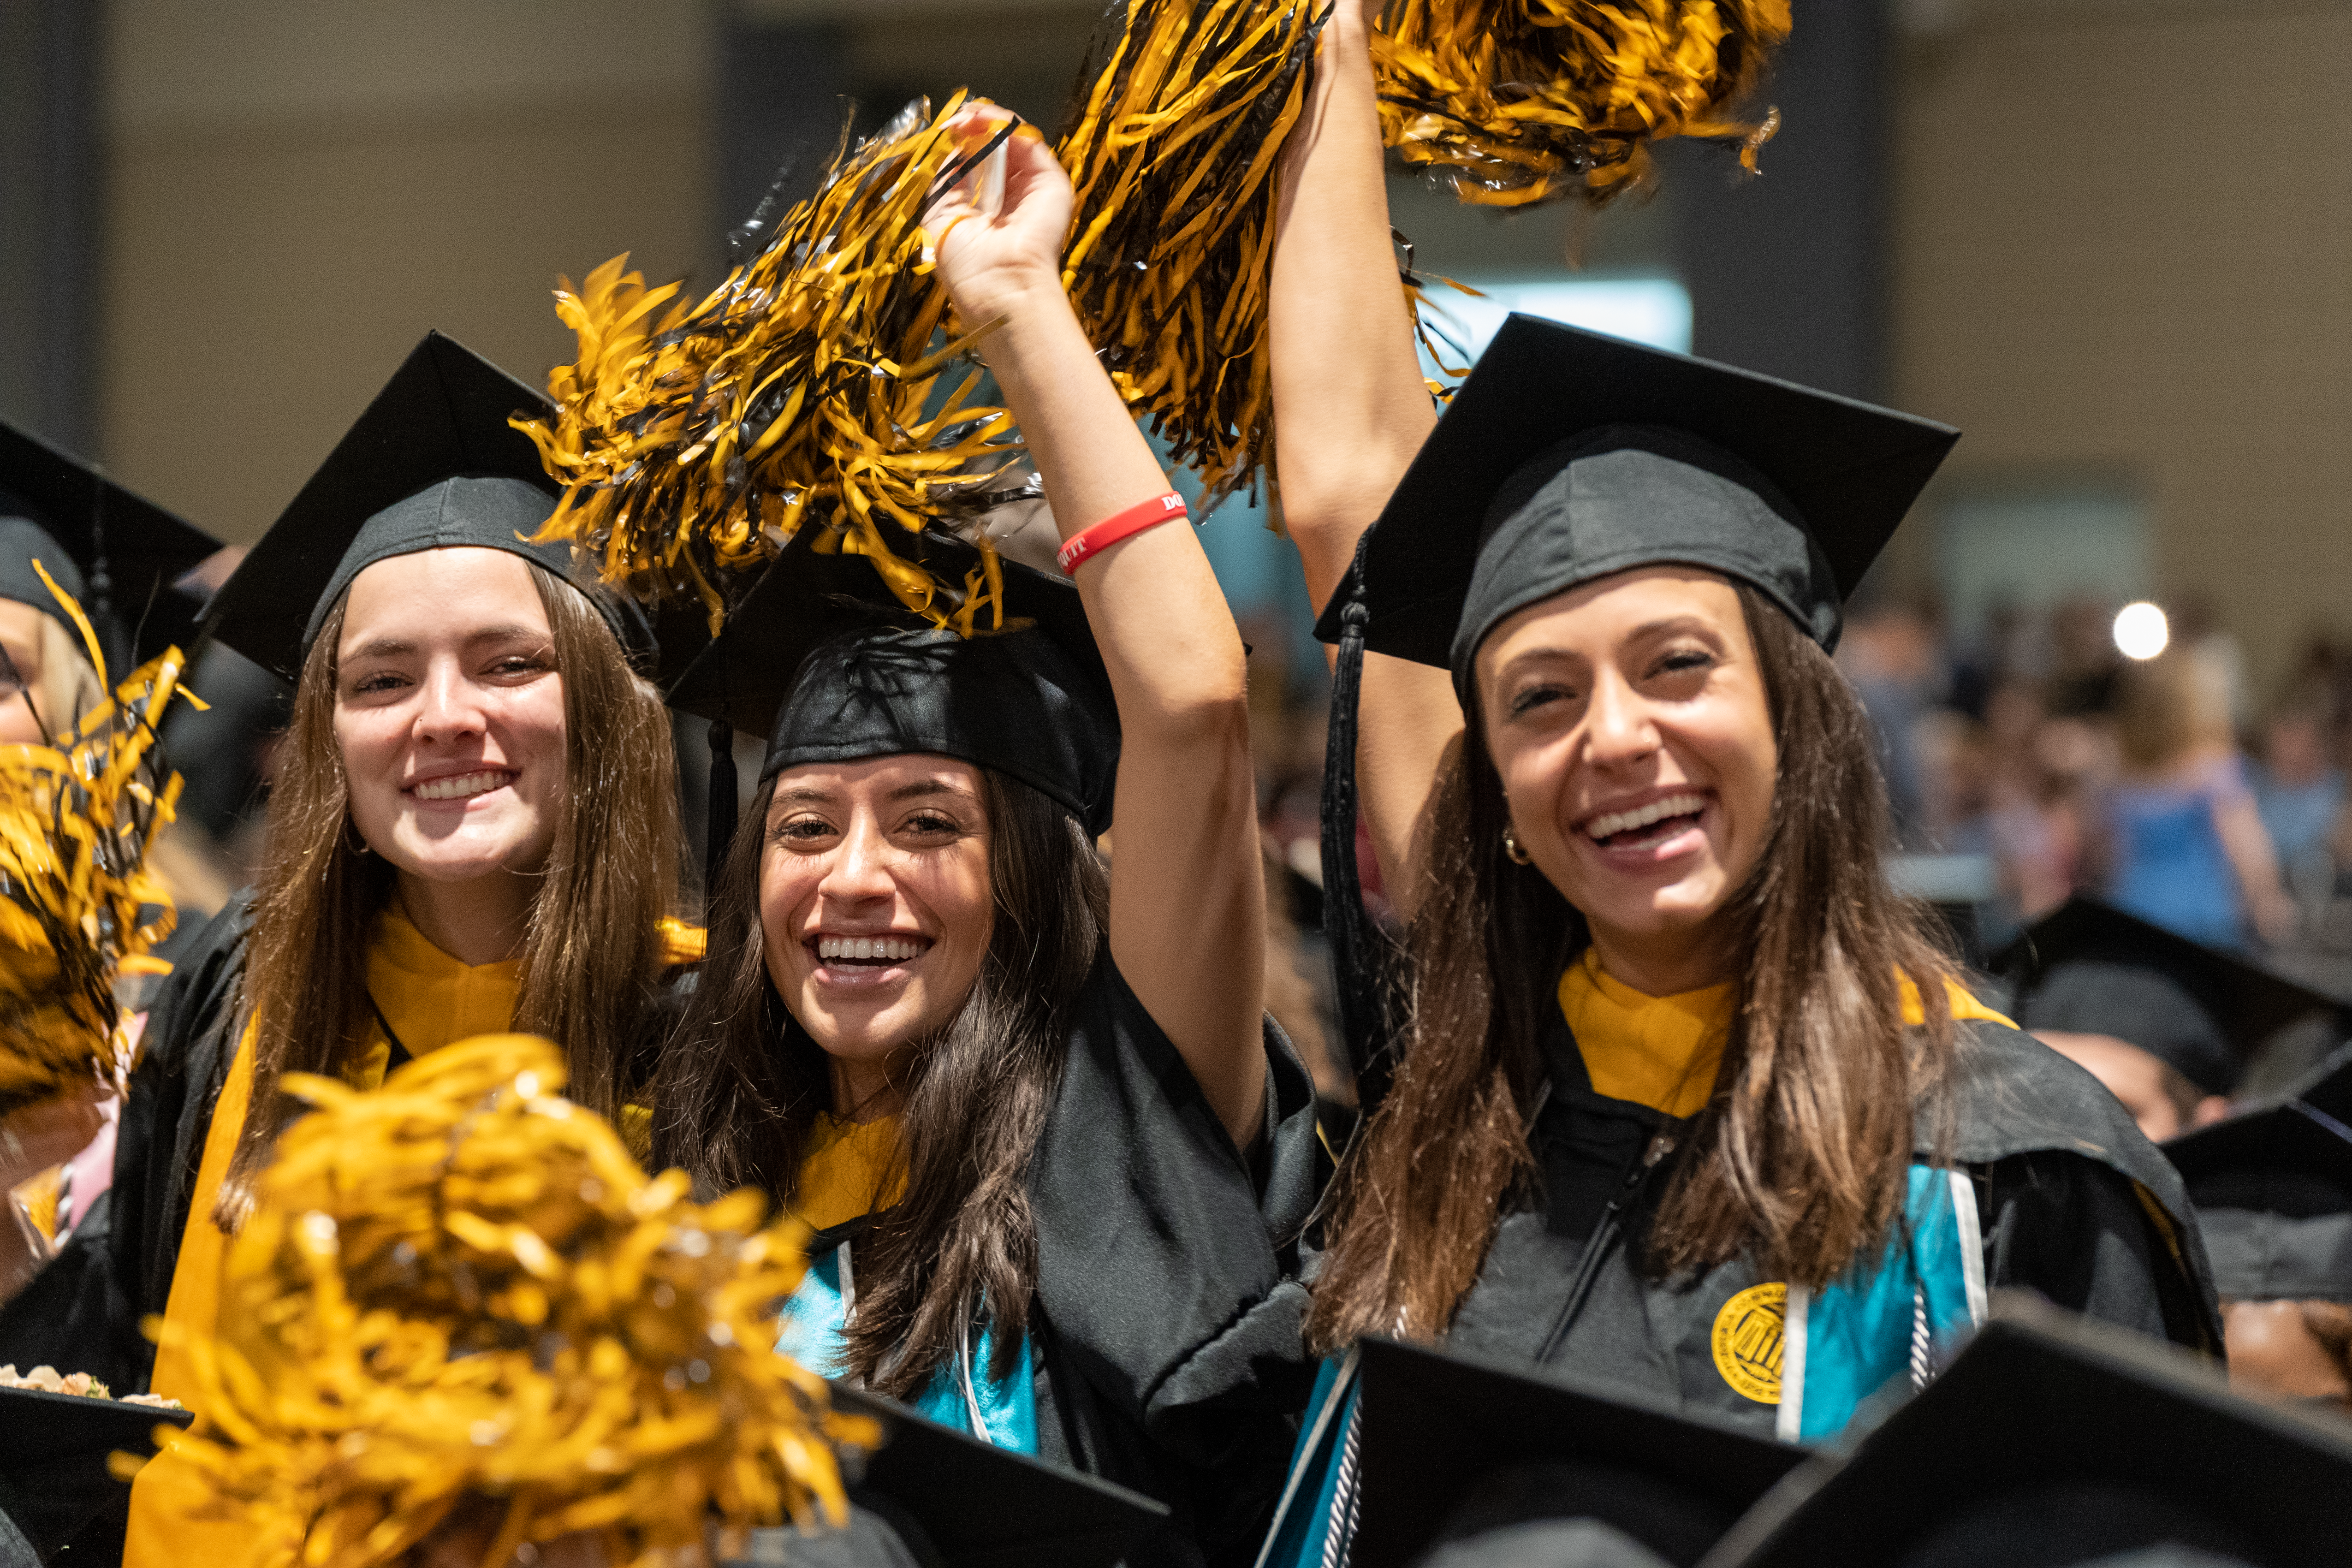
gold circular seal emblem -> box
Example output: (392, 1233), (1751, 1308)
(1710, 1282), (1787, 1405)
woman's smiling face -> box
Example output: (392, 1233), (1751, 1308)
(332, 547), (568, 885)
(1474, 564), (1779, 988)
(759, 754), (995, 1102)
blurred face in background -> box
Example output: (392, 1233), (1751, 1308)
(2223, 1299), (2352, 1415)
(2264, 712), (2330, 787)
(2031, 1029), (2227, 1142)
(0, 600), (47, 744)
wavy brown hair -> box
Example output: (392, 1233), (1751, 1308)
(1307, 583), (1961, 1351)
(653, 766), (1107, 1397)
(215, 562), (681, 1227)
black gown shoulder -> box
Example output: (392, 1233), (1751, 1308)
(1023, 953), (1321, 1568)
(0, 894), (253, 1393)
(1940, 1016), (2221, 1351)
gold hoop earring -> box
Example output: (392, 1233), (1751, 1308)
(1502, 825), (1532, 865)
(342, 816), (372, 858)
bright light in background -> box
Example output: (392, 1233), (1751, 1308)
(1420, 276), (1694, 367)
(2113, 600), (2170, 660)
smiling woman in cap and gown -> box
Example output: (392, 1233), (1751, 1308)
(1251, 14), (2218, 1566)
(650, 110), (1315, 1568)
(52, 332), (704, 1565)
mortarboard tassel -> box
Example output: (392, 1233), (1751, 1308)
(142, 1034), (875, 1566)
(1318, 547), (1402, 1117)
(517, 96), (1023, 637)
(0, 564), (198, 1114)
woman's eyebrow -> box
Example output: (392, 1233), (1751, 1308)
(341, 624), (548, 662)
(1628, 615), (1721, 640)
(888, 779), (974, 802)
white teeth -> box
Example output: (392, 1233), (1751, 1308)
(1583, 793), (1706, 842)
(412, 770), (512, 802)
(816, 935), (925, 962)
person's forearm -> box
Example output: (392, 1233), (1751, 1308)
(968, 273), (1246, 725)
(1270, 2), (1437, 612)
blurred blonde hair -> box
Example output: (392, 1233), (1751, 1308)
(2116, 647), (2234, 772)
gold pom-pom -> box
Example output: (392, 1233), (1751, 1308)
(152, 1035), (873, 1568)
(517, 95), (1021, 637)
(1373, 0), (1792, 208)
(0, 564), (195, 1112)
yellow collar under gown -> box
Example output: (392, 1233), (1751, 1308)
(1556, 946), (2013, 1118)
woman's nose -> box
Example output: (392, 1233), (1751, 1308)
(1583, 669), (1659, 768)
(819, 819), (898, 903)
(413, 664), (488, 743)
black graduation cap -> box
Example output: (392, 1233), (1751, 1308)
(2164, 1084), (2352, 1304)
(1701, 1306), (2352, 1568)
(1995, 899), (2344, 1097)
(1312, 315), (1960, 677)
(664, 522), (1119, 835)
(820, 1385), (1168, 1568)
(0, 1384), (191, 1559)
(1350, 1338), (1805, 1568)
(0, 417), (221, 669)
(201, 331), (656, 683)
(2288, 1040), (2352, 1131)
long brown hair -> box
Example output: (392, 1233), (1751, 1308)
(217, 562), (681, 1226)
(1307, 584), (1960, 1350)
(653, 766), (1107, 1396)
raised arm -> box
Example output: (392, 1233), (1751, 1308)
(930, 111), (1267, 1146)
(1270, 1), (1462, 910)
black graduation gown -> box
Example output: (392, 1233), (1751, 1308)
(804, 955), (1322, 1568)
(0, 899), (253, 1396)
(1442, 1009), (2221, 1431)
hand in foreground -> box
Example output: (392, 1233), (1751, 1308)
(0, 1081), (105, 1193)
(925, 103), (1074, 326)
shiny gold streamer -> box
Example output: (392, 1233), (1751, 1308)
(517, 96), (1021, 635)
(1373, 0), (1791, 207)
(1056, 0), (1325, 511)
(148, 1035), (873, 1568)
(0, 566), (194, 1112)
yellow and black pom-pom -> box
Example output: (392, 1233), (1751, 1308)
(517, 95), (1021, 636)
(0, 566), (194, 1113)
(1373, 0), (1791, 208)
(150, 1035), (872, 1568)
(1056, 0), (1326, 511)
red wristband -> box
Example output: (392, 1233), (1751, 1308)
(1057, 492), (1188, 574)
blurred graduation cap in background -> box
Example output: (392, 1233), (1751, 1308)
(1996, 898), (2345, 1098)
(0, 1383), (191, 1561)
(199, 331), (678, 686)
(1345, 1338), (1806, 1568)
(0, 416), (221, 671)
(1700, 1305), (2352, 1568)
(720, 1386), (1167, 1568)
(2165, 1052), (2352, 1307)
